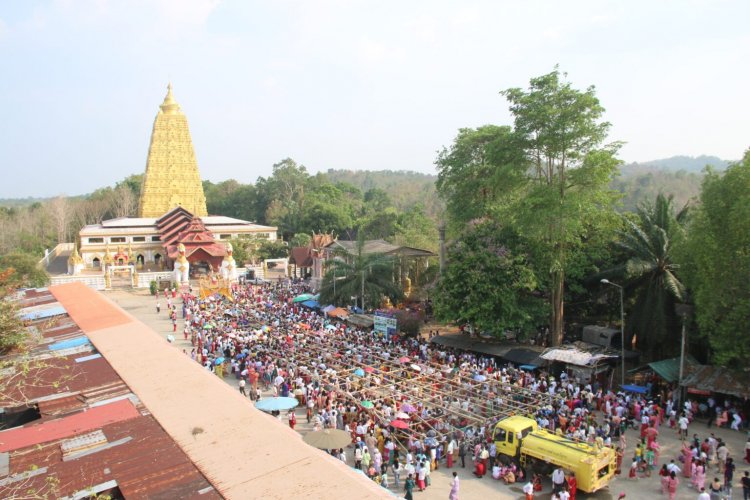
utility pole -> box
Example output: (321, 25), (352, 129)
(438, 223), (446, 273)
(601, 279), (626, 388)
(674, 303), (693, 407)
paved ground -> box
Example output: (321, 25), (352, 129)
(106, 288), (750, 500)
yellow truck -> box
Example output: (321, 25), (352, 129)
(493, 415), (615, 493)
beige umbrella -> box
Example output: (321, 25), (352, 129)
(302, 429), (352, 450)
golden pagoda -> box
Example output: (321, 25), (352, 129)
(138, 84), (208, 218)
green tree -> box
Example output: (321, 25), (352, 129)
(256, 239), (289, 261)
(255, 158), (310, 238)
(436, 125), (525, 227)
(363, 188), (393, 213)
(318, 239), (403, 310)
(289, 233), (312, 248)
(499, 68), (621, 346)
(298, 201), (353, 235)
(0, 253), (49, 289)
(680, 151), (750, 365)
(116, 173), (144, 199)
(358, 208), (400, 240)
(433, 221), (545, 338)
(600, 194), (687, 359)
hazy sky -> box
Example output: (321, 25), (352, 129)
(1, 0), (748, 198)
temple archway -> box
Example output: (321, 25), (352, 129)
(191, 260), (211, 277)
(92, 257), (101, 269)
(154, 254), (162, 268)
(136, 254), (145, 269)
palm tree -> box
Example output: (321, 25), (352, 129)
(601, 194), (687, 360)
(318, 239), (403, 310)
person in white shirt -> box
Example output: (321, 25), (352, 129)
(678, 414), (690, 439)
(523, 480), (534, 499)
(552, 468), (566, 493)
(666, 460), (681, 475)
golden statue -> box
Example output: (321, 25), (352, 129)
(404, 276), (412, 297)
(67, 245), (84, 275)
(104, 245), (114, 268)
(127, 243), (136, 266)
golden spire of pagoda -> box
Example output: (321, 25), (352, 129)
(138, 83), (208, 218)
(68, 245), (84, 265)
(159, 82), (181, 115)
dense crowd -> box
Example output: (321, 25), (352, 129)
(155, 280), (749, 500)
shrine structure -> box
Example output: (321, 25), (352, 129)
(75, 85), (277, 278)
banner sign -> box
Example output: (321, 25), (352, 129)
(374, 311), (397, 337)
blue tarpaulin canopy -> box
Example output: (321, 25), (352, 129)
(300, 300), (320, 309)
(519, 364), (538, 371)
(620, 384), (648, 394)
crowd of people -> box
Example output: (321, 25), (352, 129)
(154, 280), (749, 500)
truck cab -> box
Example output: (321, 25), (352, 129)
(493, 415), (537, 459)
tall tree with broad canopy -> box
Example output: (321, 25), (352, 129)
(680, 150), (750, 365)
(437, 69), (621, 346)
(499, 69), (621, 346)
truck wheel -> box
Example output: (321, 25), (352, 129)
(527, 457), (553, 476)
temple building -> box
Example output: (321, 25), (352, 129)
(76, 85), (276, 275)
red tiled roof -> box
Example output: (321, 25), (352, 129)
(0, 399), (139, 452)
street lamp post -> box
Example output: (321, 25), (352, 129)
(674, 303), (693, 408)
(601, 279), (626, 388)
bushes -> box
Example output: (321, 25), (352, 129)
(394, 309), (423, 337)
(0, 299), (26, 354)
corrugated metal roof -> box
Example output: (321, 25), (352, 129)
(647, 355), (700, 383)
(0, 399), (140, 452)
(541, 347), (617, 366)
(326, 239), (435, 257)
(0, 291), (219, 500)
(430, 334), (545, 359)
(19, 305), (67, 321)
(680, 365), (750, 399)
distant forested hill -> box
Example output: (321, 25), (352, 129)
(625, 155), (729, 173)
(322, 169), (442, 217)
(612, 155), (730, 211)
(0, 197), (49, 208)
